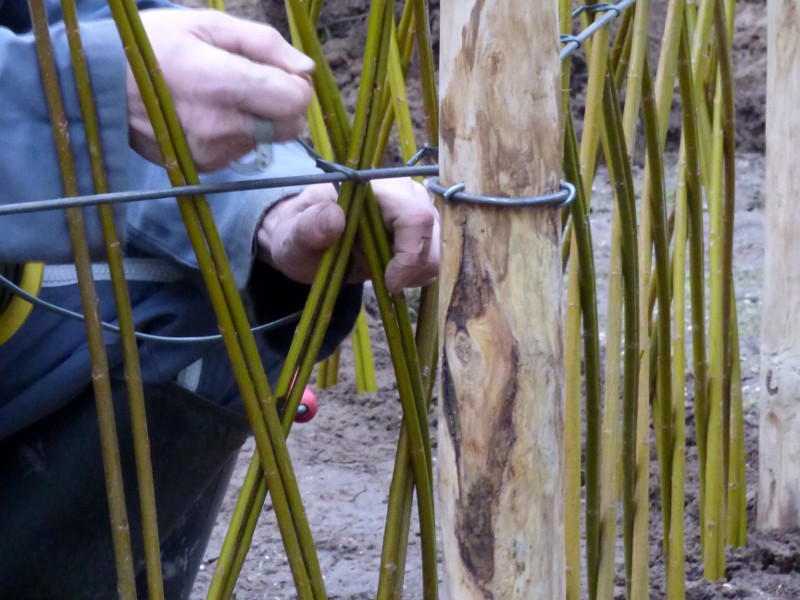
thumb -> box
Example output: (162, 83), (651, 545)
(291, 201), (346, 251)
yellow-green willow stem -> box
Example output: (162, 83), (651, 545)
(410, 0), (437, 143)
(703, 73), (726, 580)
(595, 199), (625, 600)
(668, 143), (688, 600)
(713, 0), (737, 515)
(583, 15), (634, 600)
(689, 0), (715, 185)
(564, 10), (612, 596)
(375, 0), (416, 165)
(109, 2), (328, 597)
(213, 2), (435, 594)
(601, 65), (640, 595)
(676, 14), (710, 550)
(384, 12), (417, 165)
(619, 5), (654, 598)
(642, 56), (675, 567)
(726, 298), (746, 547)
(621, 0), (651, 153)
(373, 1), (441, 590)
(559, 0), (574, 129)
(317, 347), (341, 388)
(610, 6), (633, 78)
(60, 0), (165, 596)
(352, 308), (377, 393)
(564, 238), (582, 600)
(564, 107), (602, 600)
(376, 422), (413, 600)
(273, 0), (389, 420)
(221, 2), (437, 596)
(27, 0), (137, 596)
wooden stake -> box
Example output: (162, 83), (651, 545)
(758, 0), (800, 531)
(437, 1), (565, 597)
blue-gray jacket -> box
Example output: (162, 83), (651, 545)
(0, 0), (360, 438)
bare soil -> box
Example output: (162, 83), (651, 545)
(189, 1), (800, 598)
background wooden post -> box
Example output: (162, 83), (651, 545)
(758, 0), (800, 531)
(437, 0), (566, 597)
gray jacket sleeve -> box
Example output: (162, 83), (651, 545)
(0, 0), (136, 262)
(0, 0), (319, 290)
(125, 142), (323, 289)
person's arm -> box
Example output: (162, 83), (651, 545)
(124, 141), (322, 289)
(0, 3), (314, 264)
(0, 0), (131, 263)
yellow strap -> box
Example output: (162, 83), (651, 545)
(0, 262), (44, 345)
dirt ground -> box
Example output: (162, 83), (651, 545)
(188, 1), (800, 598)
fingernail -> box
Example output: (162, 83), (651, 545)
(290, 51), (316, 73)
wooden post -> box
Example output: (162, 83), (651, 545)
(758, 0), (800, 531)
(437, 1), (565, 597)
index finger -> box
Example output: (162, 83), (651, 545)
(191, 11), (315, 74)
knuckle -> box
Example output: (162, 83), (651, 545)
(405, 209), (435, 231)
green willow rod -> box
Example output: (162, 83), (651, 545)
(564, 107), (602, 600)
(610, 5), (633, 78)
(678, 8), (711, 547)
(704, 73), (726, 579)
(359, 12), (439, 594)
(689, 0), (715, 187)
(26, 0), (137, 597)
(701, 0), (739, 572)
(293, 2), (440, 592)
(565, 261), (581, 600)
(726, 298), (747, 547)
(272, 0), (387, 422)
(561, 1), (633, 270)
(564, 7), (615, 597)
(60, 0), (165, 596)
(208, 0), (392, 589)
(353, 308), (377, 393)
(565, 9), (632, 598)
(213, 3), (438, 596)
(106, 3), (326, 597)
(642, 55), (675, 566)
(600, 63), (640, 595)
(668, 141), (689, 600)
(617, 2), (653, 595)
(375, 0), (417, 168)
(713, 0), (737, 517)
(316, 346), (340, 387)
(212, 0), (395, 588)
(410, 0), (437, 144)
(373, 4), (442, 590)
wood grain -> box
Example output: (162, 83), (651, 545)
(437, 0), (566, 596)
(758, 0), (800, 531)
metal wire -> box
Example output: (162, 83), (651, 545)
(0, 271), (301, 344)
(427, 178), (576, 208)
(0, 163), (440, 217)
(0, 0), (637, 339)
(561, 0), (637, 59)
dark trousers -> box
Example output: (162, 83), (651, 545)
(0, 380), (250, 599)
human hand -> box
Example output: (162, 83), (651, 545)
(127, 10), (315, 172)
(256, 179), (439, 293)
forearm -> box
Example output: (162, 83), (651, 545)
(0, 0), (180, 263)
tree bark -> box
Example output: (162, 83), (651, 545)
(758, 0), (800, 531)
(437, 1), (565, 597)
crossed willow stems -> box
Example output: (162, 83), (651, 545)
(26, 0), (742, 597)
(28, 0), (438, 597)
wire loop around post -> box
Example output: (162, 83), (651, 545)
(426, 178), (576, 208)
